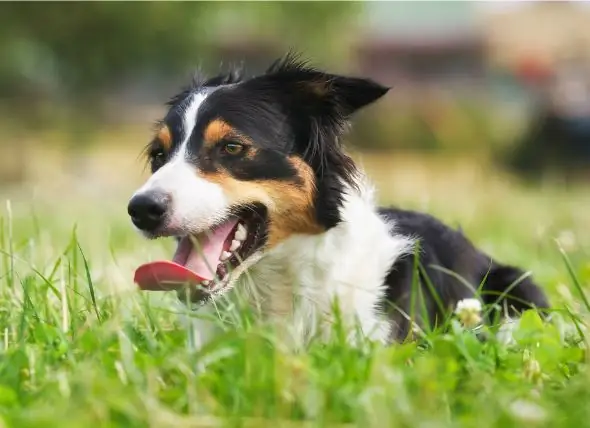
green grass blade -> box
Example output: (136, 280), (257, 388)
(77, 242), (101, 323)
(559, 246), (590, 312)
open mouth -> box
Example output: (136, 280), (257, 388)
(134, 205), (267, 303)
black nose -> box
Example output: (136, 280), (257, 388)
(127, 191), (170, 232)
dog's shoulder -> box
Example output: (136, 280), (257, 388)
(377, 206), (477, 261)
(378, 206), (463, 238)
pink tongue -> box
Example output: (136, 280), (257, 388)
(133, 219), (239, 291)
(177, 219), (238, 280)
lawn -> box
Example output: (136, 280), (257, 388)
(0, 146), (589, 427)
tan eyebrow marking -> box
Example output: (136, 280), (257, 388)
(156, 125), (172, 150)
(203, 119), (235, 148)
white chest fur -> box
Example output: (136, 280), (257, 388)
(235, 176), (414, 347)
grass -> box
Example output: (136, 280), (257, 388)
(0, 147), (589, 427)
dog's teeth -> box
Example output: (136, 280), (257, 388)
(221, 251), (231, 261)
(202, 280), (210, 286)
(235, 224), (247, 241)
(230, 239), (241, 251)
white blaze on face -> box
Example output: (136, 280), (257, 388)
(131, 91), (231, 234)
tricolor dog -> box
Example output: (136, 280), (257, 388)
(128, 55), (549, 346)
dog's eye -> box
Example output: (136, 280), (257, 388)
(221, 141), (245, 156)
(150, 149), (166, 170)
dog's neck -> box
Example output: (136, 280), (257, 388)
(237, 172), (414, 346)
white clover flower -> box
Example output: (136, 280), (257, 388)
(496, 316), (519, 346)
(509, 399), (547, 424)
(454, 298), (483, 329)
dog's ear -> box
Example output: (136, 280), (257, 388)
(263, 54), (389, 119)
(323, 75), (390, 117)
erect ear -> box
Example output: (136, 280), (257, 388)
(323, 74), (390, 117)
(264, 55), (390, 118)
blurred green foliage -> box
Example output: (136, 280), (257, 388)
(0, 3), (201, 98)
(0, 2), (358, 100)
(350, 99), (501, 154)
(0, 1), (363, 148)
(0, 2), (527, 161)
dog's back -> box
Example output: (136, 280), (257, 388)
(378, 207), (549, 341)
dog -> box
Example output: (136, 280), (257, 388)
(128, 55), (549, 347)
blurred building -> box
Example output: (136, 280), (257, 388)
(483, 2), (590, 176)
(355, 2), (486, 98)
(484, 2), (590, 76)
(210, 2), (487, 101)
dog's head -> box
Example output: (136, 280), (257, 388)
(128, 55), (389, 303)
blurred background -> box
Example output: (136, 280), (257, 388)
(0, 2), (589, 295)
(1, 1), (590, 184)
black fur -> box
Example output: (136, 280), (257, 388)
(378, 208), (549, 341)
